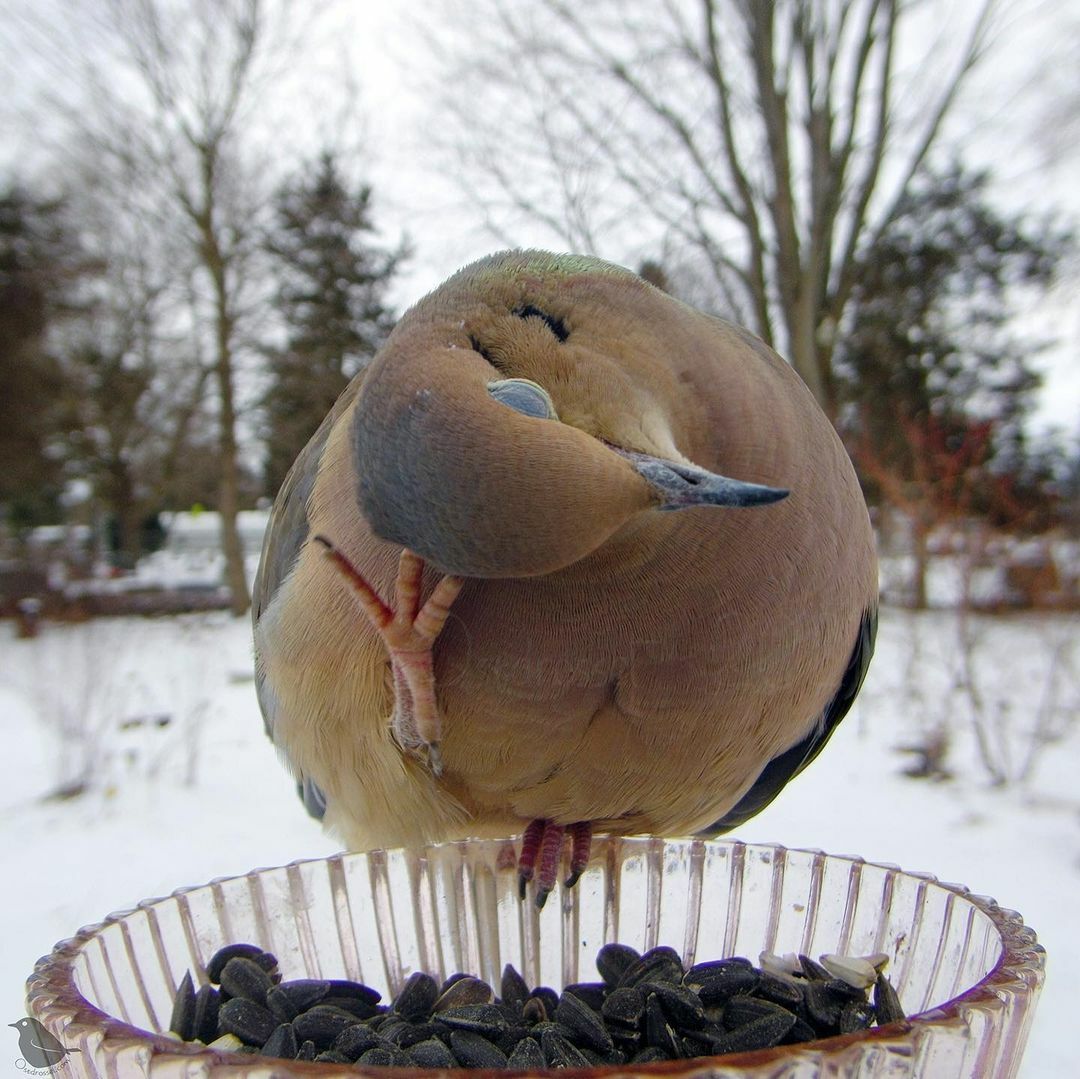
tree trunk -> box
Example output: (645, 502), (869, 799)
(911, 514), (930, 610)
(212, 282), (251, 616)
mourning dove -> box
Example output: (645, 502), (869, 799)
(253, 250), (877, 905)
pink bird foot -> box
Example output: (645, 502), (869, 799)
(315, 537), (463, 775)
(518, 819), (593, 907)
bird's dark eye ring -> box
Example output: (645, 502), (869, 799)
(486, 378), (558, 420)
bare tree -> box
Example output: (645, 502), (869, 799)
(7, 0), (335, 613)
(425, 0), (1000, 418)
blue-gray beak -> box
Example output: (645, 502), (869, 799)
(617, 448), (789, 510)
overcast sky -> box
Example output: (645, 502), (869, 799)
(1, 0), (1076, 434)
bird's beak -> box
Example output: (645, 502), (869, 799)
(613, 447), (789, 510)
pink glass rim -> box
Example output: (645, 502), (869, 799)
(25, 838), (1045, 1076)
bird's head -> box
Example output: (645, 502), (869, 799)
(352, 250), (787, 578)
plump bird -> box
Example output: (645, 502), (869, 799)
(253, 250), (877, 905)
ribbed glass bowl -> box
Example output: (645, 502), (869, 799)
(27, 837), (1043, 1078)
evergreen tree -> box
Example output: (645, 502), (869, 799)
(262, 152), (407, 495)
(0, 185), (96, 530)
(836, 165), (1071, 603)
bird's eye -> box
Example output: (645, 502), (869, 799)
(486, 378), (558, 420)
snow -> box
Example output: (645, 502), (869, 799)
(0, 607), (1077, 1076)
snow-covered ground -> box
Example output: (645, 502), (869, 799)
(0, 607), (1076, 1075)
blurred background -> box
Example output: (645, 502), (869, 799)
(0, 1), (1077, 1075)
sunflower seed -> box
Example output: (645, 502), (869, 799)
(555, 991), (614, 1053)
(290, 1005), (361, 1049)
(260, 1023), (297, 1060)
(217, 997), (276, 1046)
(563, 981), (607, 1011)
(435, 1004), (510, 1036)
(708, 1010), (796, 1053)
(596, 942), (641, 987)
(619, 946), (684, 988)
(755, 971), (805, 1009)
(296, 1039), (317, 1061)
(332, 1023), (384, 1060)
(522, 995), (548, 1024)
(821, 953), (878, 990)
(206, 944), (267, 984)
(874, 971), (906, 1024)
(219, 957), (274, 1005)
(169, 971), (196, 1040)
(192, 984), (220, 1043)
(642, 981), (706, 1029)
(839, 999), (876, 1033)
(450, 1030), (508, 1067)
(506, 1035), (545, 1068)
(541, 1028), (591, 1067)
(434, 976), (495, 1011)
(410, 1037), (458, 1067)
(645, 993), (682, 1057)
(393, 971), (439, 1021)
(601, 986), (646, 1026)
(500, 964), (529, 1008)
(325, 978), (382, 1005)
(266, 979), (331, 1022)
(314, 1049), (352, 1064)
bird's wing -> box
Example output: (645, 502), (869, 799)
(253, 375), (366, 818)
(701, 605), (878, 834)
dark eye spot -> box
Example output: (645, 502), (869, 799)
(514, 304), (569, 342)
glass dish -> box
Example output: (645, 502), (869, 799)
(26, 836), (1044, 1077)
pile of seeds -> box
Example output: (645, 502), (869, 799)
(168, 941), (906, 1067)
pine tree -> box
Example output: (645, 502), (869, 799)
(262, 152), (407, 495)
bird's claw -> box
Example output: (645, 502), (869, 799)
(517, 819), (592, 907)
(317, 537), (462, 776)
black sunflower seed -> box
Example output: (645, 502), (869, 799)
(839, 999), (876, 1033)
(644, 993), (682, 1057)
(206, 944), (267, 984)
(500, 964), (530, 1009)
(874, 972), (905, 1025)
(191, 984), (220, 1043)
(359, 1046), (409, 1066)
(555, 991), (614, 1053)
(434, 976), (496, 1011)
(706, 1010), (796, 1054)
(825, 977), (867, 1002)
(325, 978), (382, 1005)
(169, 971), (196, 1040)
(393, 971), (440, 1021)
(450, 1030), (508, 1067)
(435, 1003), (510, 1036)
(619, 946), (684, 988)
(688, 965), (761, 1004)
(322, 994), (379, 1019)
(314, 1049), (352, 1064)
(596, 942), (641, 987)
(642, 981), (707, 1029)
(803, 979), (842, 1030)
(601, 986), (646, 1027)
(541, 1028), (591, 1067)
(783, 1016), (819, 1044)
(723, 994), (794, 1030)
(506, 1035), (545, 1068)
(260, 1023), (298, 1060)
(296, 1039), (317, 1061)
(631, 1045), (671, 1064)
(266, 979), (330, 1022)
(219, 957), (274, 1006)
(799, 954), (833, 981)
(332, 1023), (384, 1060)
(290, 1005), (361, 1049)
(410, 1037), (458, 1067)
(217, 997), (276, 1046)
(563, 981), (607, 1011)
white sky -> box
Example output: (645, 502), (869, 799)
(1, 0), (1076, 436)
